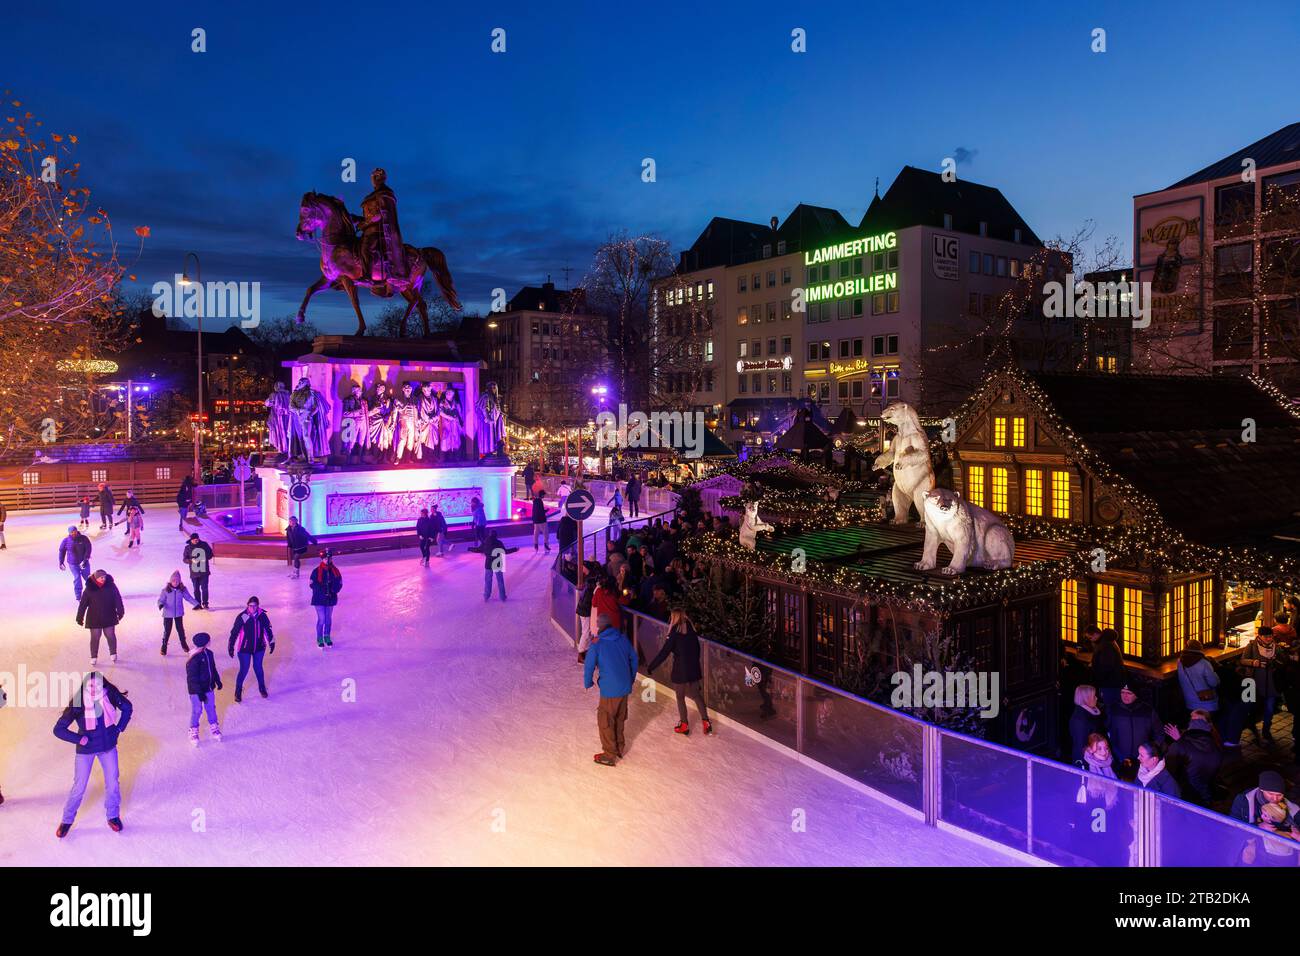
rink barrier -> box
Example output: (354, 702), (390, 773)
(548, 569), (1298, 868)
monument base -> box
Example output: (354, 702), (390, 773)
(257, 462), (514, 536)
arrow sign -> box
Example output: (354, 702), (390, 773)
(564, 487), (595, 522)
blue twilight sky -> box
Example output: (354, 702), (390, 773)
(4, 0), (1298, 331)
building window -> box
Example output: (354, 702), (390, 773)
(1050, 470), (1070, 519)
(886, 291), (899, 313)
(1024, 468), (1043, 516)
(704, 339), (714, 362)
(807, 343), (818, 361)
(738, 275), (747, 293)
(155, 467), (171, 480)
(996, 256), (1008, 277)
(969, 251), (980, 274)
(968, 292), (979, 315)
(838, 380), (849, 400)
(777, 241), (787, 255)
(991, 467), (1008, 513)
(1096, 583), (1115, 633)
(739, 341), (748, 358)
(781, 336), (791, 354)
(1162, 584), (1186, 658)
(752, 374), (761, 393)
(966, 465), (985, 508)
(707, 280), (714, 299)
(1012, 416), (1027, 448)
(1214, 243), (1253, 298)
(993, 417), (1007, 447)
(1061, 579), (1079, 644)
(1122, 588), (1143, 657)
(91, 468), (107, 482)
(768, 338), (778, 356)
(943, 213), (953, 230)
(983, 253), (994, 275)
(781, 266), (791, 285)
(22, 471), (39, 485)
(1010, 258), (1021, 278)
(852, 337), (863, 357)
(781, 300), (792, 320)
(839, 339), (850, 359)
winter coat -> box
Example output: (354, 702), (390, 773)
(522, 465), (535, 490)
(592, 585), (629, 630)
(52, 683), (133, 754)
(59, 534), (92, 566)
(1231, 787), (1300, 826)
(557, 515), (577, 551)
(78, 500), (91, 519)
(647, 623), (704, 684)
(583, 625), (638, 698)
(285, 523), (317, 552)
(183, 539), (214, 575)
(1068, 705), (1106, 762)
(1090, 639), (1126, 690)
(531, 497), (548, 524)
(1240, 639), (1282, 699)
(309, 565), (343, 606)
(626, 478), (642, 502)
(116, 495), (143, 516)
(76, 574), (124, 629)
(158, 583), (198, 618)
(185, 647), (223, 699)
(176, 483), (193, 508)
(98, 488), (114, 512)
(429, 512), (448, 536)
(1166, 725), (1222, 805)
(482, 536), (508, 571)
(1177, 654), (1220, 711)
(576, 579), (598, 617)
(471, 503), (487, 530)
(0, 503), (6, 526)
(1140, 767), (1181, 799)
(1106, 700), (1163, 764)
(416, 515), (436, 539)
(228, 609), (274, 656)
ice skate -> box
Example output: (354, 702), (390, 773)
(702, 719), (714, 736)
(210, 724), (223, 743)
(107, 817), (123, 832)
(188, 727), (200, 748)
(160, 642), (167, 656)
(317, 635), (325, 649)
(56, 823), (71, 839)
(324, 634), (333, 647)
(673, 721), (690, 736)
(111, 654), (118, 663)
(593, 753), (616, 766)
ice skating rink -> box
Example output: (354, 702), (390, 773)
(0, 509), (1021, 866)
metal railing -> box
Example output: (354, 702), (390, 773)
(548, 568), (1300, 867)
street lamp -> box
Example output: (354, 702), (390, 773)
(590, 384), (609, 475)
(180, 253), (203, 483)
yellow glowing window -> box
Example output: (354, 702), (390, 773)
(1050, 470), (1070, 518)
(1122, 588), (1143, 656)
(1198, 579), (1213, 644)
(1096, 583), (1115, 632)
(1024, 469), (1044, 516)
(1162, 584), (1186, 657)
(1061, 579), (1078, 644)
(993, 417), (1007, 447)
(967, 465), (985, 508)
(1012, 416), (1027, 447)
(991, 467), (1008, 512)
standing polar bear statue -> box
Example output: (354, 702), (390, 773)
(739, 501), (775, 550)
(873, 402), (935, 524)
(915, 488), (1015, 575)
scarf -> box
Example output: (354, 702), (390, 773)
(1137, 759), (1167, 788)
(83, 690), (118, 731)
(1079, 703), (1101, 716)
(1084, 751), (1117, 778)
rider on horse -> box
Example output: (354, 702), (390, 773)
(354, 168), (406, 295)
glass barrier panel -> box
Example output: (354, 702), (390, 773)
(1031, 761), (1138, 866)
(1157, 797), (1300, 868)
(800, 681), (924, 809)
(550, 572), (577, 641)
(939, 732), (1028, 853)
(634, 615), (671, 679)
(705, 644), (798, 750)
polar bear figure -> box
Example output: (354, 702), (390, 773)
(872, 402), (935, 524)
(739, 501), (775, 550)
(915, 488), (1015, 576)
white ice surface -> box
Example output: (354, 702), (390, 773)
(0, 508), (1021, 866)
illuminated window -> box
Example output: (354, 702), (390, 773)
(22, 471), (39, 485)
(91, 468), (107, 482)
(1012, 416), (1027, 447)
(993, 417), (1007, 447)
(155, 467), (171, 480)
(1050, 470), (1070, 518)
(1024, 469), (1044, 516)
(1200, 579), (1213, 644)
(1186, 580), (1201, 652)
(1096, 583), (1115, 632)
(1122, 588), (1143, 656)
(1061, 579), (1079, 644)
(967, 465), (985, 508)
(1162, 584), (1187, 657)
(991, 467), (1008, 513)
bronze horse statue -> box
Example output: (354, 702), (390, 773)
(295, 191), (461, 336)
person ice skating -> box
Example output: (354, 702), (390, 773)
(646, 608), (712, 736)
(483, 530), (508, 601)
(626, 474), (642, 519)
(583, 613), (638, 766)
(183, 532), (214, 609)
(58, 525), (93, 601)
(185, 632), (223, 746)
(158, 570), (200, 655)
(116, 489), (144, 535)
(0, 501), (6, 549)
(176, 475), (195, 531)
(78, 495), (91, 530)
(606, 487), (623, 514)
(285, 515), (318, 578)
(416, 507), (435, 566)
(608, 501), (624, 539)
(429, 503), (451, 557)
(53, 672), (132, 837)
(470, 497), (487, 548)
(522, 463), (535, 498)
(228, 596), (274, 701)
(77, 569), (124, 667)
(97, 482), (114, 530)
(531, 490), (550, 553)
(309, 552), (342, 648)
(124, 505), (144, 548)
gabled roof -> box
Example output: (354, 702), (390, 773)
(678, 216), (774, 271)
(506, 281), (584, 314)
(774, 204), (854, 254)
(860, 165), (1041, 245)
(1165, 122), (1300, 189)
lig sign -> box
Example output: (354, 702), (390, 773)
(803, 230), (898, 303)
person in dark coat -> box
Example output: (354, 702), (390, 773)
(183, 532), (214, 608)
(115, 489), (144, 535)
(1089, 627), (1126, 713)
(185, 632), (223, 746)
(429, 504), (451, 558)
(52, 672), (132, 837)
(1164, 711), (1222, 807)
(626, 475), (642, 519)
(75, 569), (124, 666)
(531, 491), (550, 553)
(97, 483), (114, 529)
(1240, 626), (1282, 743)
(284, 515), (318, 578)
(557, 513), (578, 565)
(1068, 684), (1105, 763)
(1135, 741), (1180, 799)
(308, 553), (343, 648)
(228, 596), (275, 701)
(58, 526), (93, 600)
(646, 609), (712, 735)
(470, 496), (487, 547)
(1105, 683), (1164, 770)
(522, 463), (535, 498)
(176, 476), (195, 531)
(415, 507), (436, 566)
(483, 530), (508, 601)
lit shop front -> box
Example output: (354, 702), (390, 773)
(804, 358), (900, 408)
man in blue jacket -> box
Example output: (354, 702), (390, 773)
(57, 526), (93, 600)
(583, 614), (638, 766)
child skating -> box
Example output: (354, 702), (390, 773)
(185, 632), (223, 746)
(158, 570), (201, 655)
(78, 496), (92, 530)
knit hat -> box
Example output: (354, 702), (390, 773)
(68, 525), (77, 533)
(1259, 770), (1286, 792)
(192, 632), (211, 648)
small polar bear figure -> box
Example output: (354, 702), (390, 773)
(872, 401), (935, 524)
(915, 487), (1015, 576)
(739, 501), (775, 550)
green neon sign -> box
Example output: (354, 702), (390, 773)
(803, 230), (896, 266)
(806, 272), (897, 303)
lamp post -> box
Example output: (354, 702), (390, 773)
(591, 384), (609, 476)
(180, 253), (203, 483)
